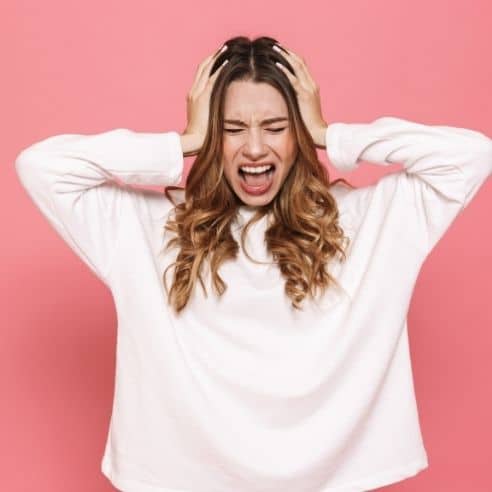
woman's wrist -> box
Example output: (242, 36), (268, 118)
(313, 123), (329, 149)
(179, 132), (202, 156)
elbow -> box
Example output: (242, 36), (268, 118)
(14, 133), (73, 179)
(15, 147), (40, 182)
(485, 137), (492, 174)
(15, 148), (34, 179)
(14, 146), (51, 192)
(476, 134), (492, 177)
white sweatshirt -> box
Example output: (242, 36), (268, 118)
(15, 116), (492, 492)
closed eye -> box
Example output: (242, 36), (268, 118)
(224, 128), (286, 133)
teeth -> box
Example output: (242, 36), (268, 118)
(239, 164), (273, 174)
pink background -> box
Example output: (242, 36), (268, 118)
(3, 0), (491, 490)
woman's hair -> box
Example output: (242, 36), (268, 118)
(161, 35), (355, 314)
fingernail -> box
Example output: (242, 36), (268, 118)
(272, 44), (280, 51)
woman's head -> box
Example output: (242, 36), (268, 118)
(203, 36), (322, 209)
(163, 36), (354, 313)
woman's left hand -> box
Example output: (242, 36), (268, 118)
(273, 43), (328, 147)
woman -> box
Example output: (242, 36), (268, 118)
(15, 36), (492, 492)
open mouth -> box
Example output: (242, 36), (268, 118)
(238, 164), (276, 195)
(238, 164), (275, 183)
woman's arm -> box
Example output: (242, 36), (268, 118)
(325, 116), (492, 254)
(15, 128), (184, 288)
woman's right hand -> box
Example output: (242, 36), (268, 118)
(180, 44), (229, 156)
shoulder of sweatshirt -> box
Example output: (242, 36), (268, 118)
(329, 179), (373, 224)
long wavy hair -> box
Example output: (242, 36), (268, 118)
(161, 35), (355, 314)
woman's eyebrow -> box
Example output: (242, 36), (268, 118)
(223, 117), (289, 126)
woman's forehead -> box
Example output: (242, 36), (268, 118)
(224, 80), (287, 119)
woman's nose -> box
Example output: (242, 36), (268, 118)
(243, 129), (268, 158)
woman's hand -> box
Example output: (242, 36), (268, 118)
(273, 43), (328, 148)
(180, 44), (229, 156)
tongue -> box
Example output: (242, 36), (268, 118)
(243, 170), (271, 186)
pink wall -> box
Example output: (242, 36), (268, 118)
(3, 0), (491, 490)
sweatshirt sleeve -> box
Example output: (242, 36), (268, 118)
(325, 116), (492, 254)
(15, 128), (184, 288)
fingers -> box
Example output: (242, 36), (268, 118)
(197, 44), (227, 80)
(193, 45), (228, 93)
(275, 59), (298, 87)
(273, 44), (317, 91)
(208, 57), (229, 85)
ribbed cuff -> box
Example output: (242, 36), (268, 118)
(162, 131), (185, 184)
(325, 123), (359, 172)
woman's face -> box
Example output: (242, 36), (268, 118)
(221, 80), (298, 207)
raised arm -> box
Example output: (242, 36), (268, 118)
(14, 43), (230, 290)
(325, 116), (492, 254)
(15, 128), (184, 288)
